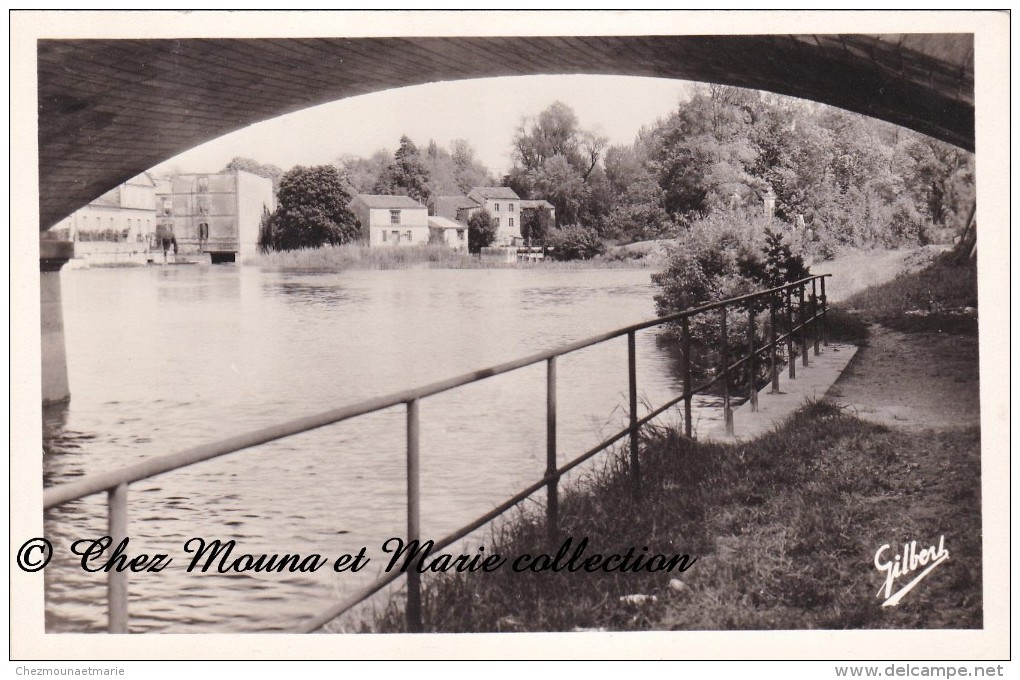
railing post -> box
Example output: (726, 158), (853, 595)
(545, 357), (558, 544)
(682, 316), (692, 438)
(747, 304), (758, 412)
(406, 399), (422, 633)
(769, 294), (779, 393)
(820, 276), (828, 347)
(628, 330), (641, 499)
(799, 284), (809, 368)
(786, 288), (796, 380)
(811, 278), (820, 356)
(108, 483), (128, 634)
(720, 308), (733, 436)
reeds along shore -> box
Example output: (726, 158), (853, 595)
(244, 243), (657, 270)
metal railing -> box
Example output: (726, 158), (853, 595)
(43, 274), (830, 634)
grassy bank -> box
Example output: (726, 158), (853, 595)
(839, 249), (978, 334)
(244, 243), (655, 271)
(368, 402), (981, 632)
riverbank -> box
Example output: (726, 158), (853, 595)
(365, 245), (982, 632)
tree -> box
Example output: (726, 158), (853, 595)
(547, 224), (606, 261)
(449, 139), (494, 193)
(521, 207), (553, 244)
(374, 135), (432, 205)
(467, 209), (497, 253)
(265, 165), (360, 251)
(338, 149), (392, 194)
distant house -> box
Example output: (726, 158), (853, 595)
(433, 186), (529, 247)
(467, 187), (521, 246)
(349, 194), (429, 246)
(427, 216), (468, 251)
(433, 195), (479, 224)
(50, 172), (158, 255)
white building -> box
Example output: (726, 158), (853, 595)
(50, 172), (158, 261)
(427, 216), (468, 251)
(349, 194), (429, 246)
(466, 187), (522, 246)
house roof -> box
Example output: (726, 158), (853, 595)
(428, 216), (466, 230)
(353, 194), (425, 209)
(434, 195), (479, 210)
(468, 186), (520, 200)
(519, 199), (555, 210)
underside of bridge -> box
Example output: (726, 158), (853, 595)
(38, 34), (974, 231)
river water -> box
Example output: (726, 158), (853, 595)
(42, 264), (722, 633)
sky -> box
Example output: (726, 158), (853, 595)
(150, 74), (694, 179)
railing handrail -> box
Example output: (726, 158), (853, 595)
(43, 272), (831, 633)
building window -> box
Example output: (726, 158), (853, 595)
(492, 217), (500, 229)
(197, 176), (208, 193)
(382, 230), (387, 242)
(390, 210), (401, 225)
(457, 229), (465, 241)
(509, 218), (514, 228)
(494, 203), (500, 212)
(391, 230), (399, 242)
(405, 230), (412, 241)
(161, 198), (172, 216)
(509, 203), (514, 212)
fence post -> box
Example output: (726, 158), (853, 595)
(108, 483), (129, 634)
(799, 284), (809, 368)
(682, 316), (692, 438)
(628, 330), (641, 499)
(812, 278), (820, 356)
(769, 294), (779, 393)
(786, 288), (796, 380)
(820, 276), (828, 347)
(747, 304), (758, 412)
(546, 357), (558, 544)
(406, 399), (422, 633)
(721, 308), (733, 436)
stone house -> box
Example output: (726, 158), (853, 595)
(349, 194), (430, 246)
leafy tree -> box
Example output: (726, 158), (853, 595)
(265, 165), (360, 250)
(338, 150), (392, 194)
(375, 135), (432, 205)
(547, 225), (606, 261)
(521, 207), (553, 244)
(449, 139), (495, 193)
(467, 209), (497, 253)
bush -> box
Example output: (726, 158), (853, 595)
(467, 209), (498, 253)
(652, 214), (811, 391)
(265, 165), (360, 251)
(547, 224), (606, 261)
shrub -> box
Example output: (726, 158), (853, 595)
(547, 224), (606, 261)
(467, 209), (498, 253)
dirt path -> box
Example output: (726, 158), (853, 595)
(826, 323), (980, 432)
